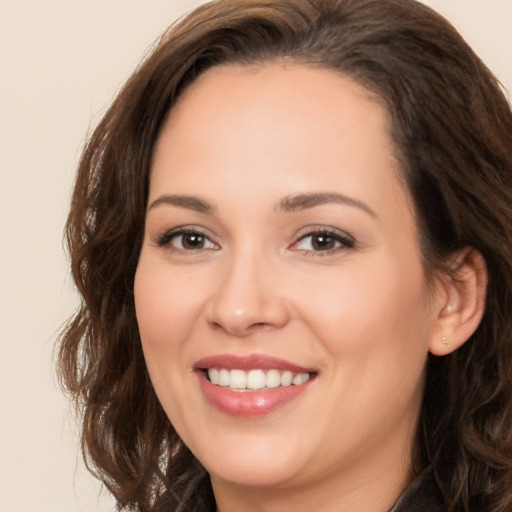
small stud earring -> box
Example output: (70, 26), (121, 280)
(442, 337), (448, 345)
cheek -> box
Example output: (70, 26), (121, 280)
(133, 258), (200, 426)
(304, 260), (432, 434)
(134, 257), (204, 347)
(133, 257), (195, 402)
(295, 253), (432, 376)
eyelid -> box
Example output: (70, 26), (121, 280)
(290, 226), (355, 254)
(151, 224), (354, 255)
(154, 225), (219, 250)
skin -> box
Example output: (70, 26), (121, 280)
(134, 63), (468, 512)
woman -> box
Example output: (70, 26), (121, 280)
(57, 0), (512, 511)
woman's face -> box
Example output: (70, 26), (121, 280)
(135, 63), (442, 496)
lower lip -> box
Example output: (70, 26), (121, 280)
(197, 373), (312, 417)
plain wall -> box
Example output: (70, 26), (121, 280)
(1, 1), (510, 511)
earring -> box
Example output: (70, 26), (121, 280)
(442, 337), (448, 345)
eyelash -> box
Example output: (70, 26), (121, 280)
(156, 228), (218, 251)
(155, 227), (355, 255)
(291, 228), (355, 256)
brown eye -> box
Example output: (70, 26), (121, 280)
(310, 234), (336, 251)
(158, 230), (217, 251)
(181, 233), (206, 249)
(292, 229), (355, 254)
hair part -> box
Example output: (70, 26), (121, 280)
(58, 1), (512, 510)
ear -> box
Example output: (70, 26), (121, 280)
(429, 247), (487, 356)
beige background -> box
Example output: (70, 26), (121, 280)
(1, 1), (510, 511)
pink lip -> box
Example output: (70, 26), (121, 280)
(194, 354), (316, 418)
(194, 353), (313, 373)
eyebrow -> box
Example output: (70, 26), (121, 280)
(147, 194), (214, 214)
(147, 192), (376, 217)
(278, 192), (376, 217)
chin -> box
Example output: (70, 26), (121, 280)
(191, 433), (310, 488)
(207, 458), (300, 488)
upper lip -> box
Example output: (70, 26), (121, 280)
(194, 354), (314, 373)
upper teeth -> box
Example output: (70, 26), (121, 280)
(207, 368), (311, 391)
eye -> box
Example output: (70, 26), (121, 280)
(157, 229), (218, 251)
(291, 229), (354, 254)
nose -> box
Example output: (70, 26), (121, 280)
(205, 251), (290, 337)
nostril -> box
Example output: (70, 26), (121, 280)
(249, 322), (269, 328)
(209, 320), (274, 336)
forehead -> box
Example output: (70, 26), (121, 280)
(151, 62), (412, 223)
(159, 62), (385, 148)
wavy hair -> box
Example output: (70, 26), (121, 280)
(57, 0), (512, 510)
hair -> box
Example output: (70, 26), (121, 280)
(57, 0), (512, 511)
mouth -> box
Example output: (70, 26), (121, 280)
(194, 354), (318, 417)
(204, 368), (314, 392)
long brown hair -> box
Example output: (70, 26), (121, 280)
(57, 1), (512, 510)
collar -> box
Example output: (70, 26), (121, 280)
(388, 466), (444, 512)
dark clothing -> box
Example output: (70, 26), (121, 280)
(389, 467), (444, 512)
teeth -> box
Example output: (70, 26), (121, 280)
(209, 368), (219, 385)
(230, 369), (246, 389)
(247, 369), (266, 389)
(266, 369), (281, 388)
(207, 368), (312, 390)
(293, 373), (307, 385)
(218, 369), (230, 387)
(281, 371), (293, 386)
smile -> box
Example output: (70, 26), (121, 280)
(195, 354), (317, 417)
(207, 368), (312, 391)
